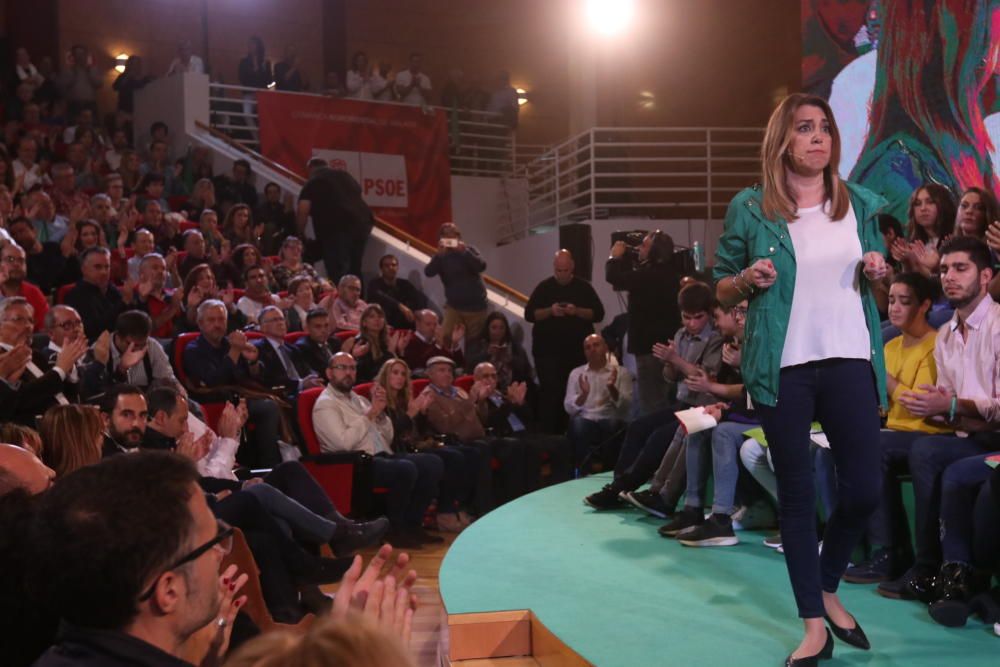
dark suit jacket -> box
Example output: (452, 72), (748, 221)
(291, 336), (340, 377)
(251, 338), (300, 397)
(183, 335), (251, 400)
(7, 348), (76, 425)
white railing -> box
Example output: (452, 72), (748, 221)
(501, 126), (763, 243)
(207, 83), (519, 178)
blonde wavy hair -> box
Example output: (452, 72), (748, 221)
(224, 613), (415, 667)
(374, 357), (412, 412)
(760, 93), (849, 222)
(37, 404), (104, 478)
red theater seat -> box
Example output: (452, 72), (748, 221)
(283, 331), (308, 345)
(55, 283), (76, 305)
(296, 386), (386, 516)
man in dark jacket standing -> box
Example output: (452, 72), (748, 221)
(606, 230), (680, 416)
(424, 222), (488, 343)
(296, 160), (375, 283)
(525, 249), (604, 433)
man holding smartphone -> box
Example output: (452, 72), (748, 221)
(425, 222), (488, 344)
(526, 250), (605, 433)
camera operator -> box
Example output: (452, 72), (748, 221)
(606, 230), (681, 415)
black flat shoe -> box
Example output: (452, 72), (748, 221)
(784, 628), (833, 666)
(824, 613), (870, 650)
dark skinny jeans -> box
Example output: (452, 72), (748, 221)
(755, 359), (882, 619)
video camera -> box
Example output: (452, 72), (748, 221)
(610, 229), (695, 277)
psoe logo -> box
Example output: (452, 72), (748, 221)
(312, 150), (408, 208)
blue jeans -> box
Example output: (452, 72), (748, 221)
(686, 421), (759, 515)
(567, 414), (624, 473)
(940, 453), (1000, 567)
(245, 482), (337, 544)
(372, 453), (444, 530)
(755, 359), (882, 619)
(883, 433), (997, 569)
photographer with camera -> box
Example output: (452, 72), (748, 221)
(425, 222), (488, 344)
(606, 230), (681, 416)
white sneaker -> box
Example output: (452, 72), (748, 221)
(776, 541), (822, 555)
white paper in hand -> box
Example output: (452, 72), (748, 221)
(675, 406), (718, 435)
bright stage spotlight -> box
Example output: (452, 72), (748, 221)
(584, 0), (635, 36)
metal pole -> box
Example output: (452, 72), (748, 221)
(589, 128), (596, 222)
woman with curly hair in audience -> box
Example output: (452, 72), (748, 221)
(272, 236), (332, 293)
(465, 311), (534, 391)
(180, 262), (244, 331)
(221, 243), (276, 290)
(115, 148), (142, 194)
(954, 187), (999, 241)
(36, 404), (104, 478)
(346, 304), (407, 383)
(223, 202), (261, 248)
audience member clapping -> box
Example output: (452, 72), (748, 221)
(343, 303), (407, 383)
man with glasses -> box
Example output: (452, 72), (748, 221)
(0, 297), (87, 425)
(249, 306), (324, 400)
(41, 304), (105, 403)
(184, 300), (282, 468)
(313, 352), (445, 548)
(0, 241), (48, 330)
(29, 452), (239, 666)
(331, 274), (367, 331)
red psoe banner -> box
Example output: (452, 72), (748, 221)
(256, 92), (452, 246)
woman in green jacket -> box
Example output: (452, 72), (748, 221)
(714, 93), (889, 666)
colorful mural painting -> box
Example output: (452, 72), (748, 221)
(802, 0), (1000, 224)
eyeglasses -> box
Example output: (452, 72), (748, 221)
(54, 319), (83, 330)
(331, 364), (357, 371)
(732, 307), (748, 317)
(138, 519), (234, 602)
(259, 318), (285, 325)
(2, 315), (33, 325)
(2, 256), (26, 265)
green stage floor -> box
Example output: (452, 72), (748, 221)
(440, 474), (998, 666)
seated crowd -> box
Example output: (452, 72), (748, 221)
(0, 99), (577, 662)
(575, 185), (1000, 636)
(2, 93), (999, 667)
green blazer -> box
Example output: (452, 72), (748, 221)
(712, 182), (888, 409)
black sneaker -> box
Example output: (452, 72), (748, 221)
(877, 565), (938, 602)
(843, 547), (892, 584)
(658, 507), (704, 537)
(584, 484), (625, 510)
(678, 514), (739, 547)
(329, 517), (391, 557)
(621, 488), (672, 518)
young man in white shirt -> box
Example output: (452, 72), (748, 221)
(878, 236), (1000, 602)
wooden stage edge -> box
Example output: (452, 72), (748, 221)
(441, 608), (594, 667)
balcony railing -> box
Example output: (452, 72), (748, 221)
(500, 126), (763, 243)
(207, 83), (521, 178)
